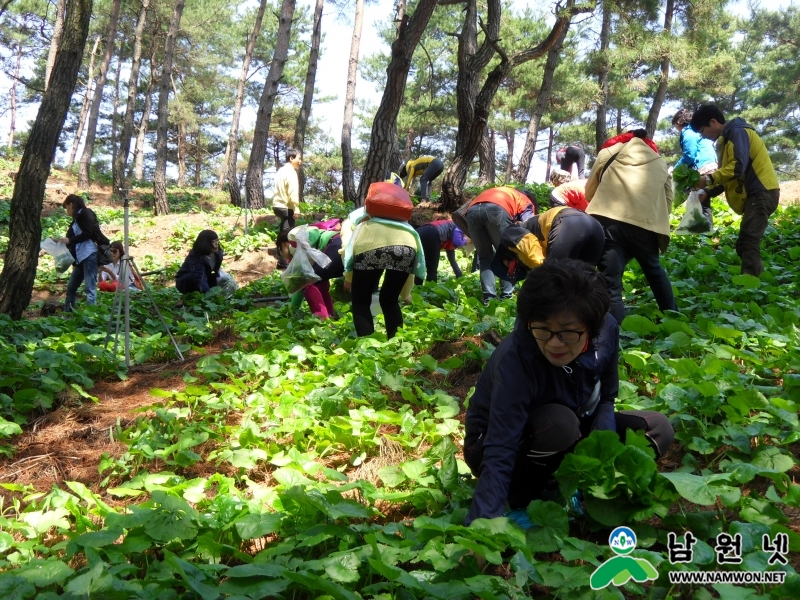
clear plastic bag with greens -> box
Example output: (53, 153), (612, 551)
(675, 191), (712, 235)
(672, 164), (701, 209)
(40, 238), (74, 273)
(280, 226), (332, 294)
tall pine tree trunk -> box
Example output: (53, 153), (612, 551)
(110, 54), (123, 173)
(177, 121), (187, 187)
(153, 0), (185, 215)
(220, 0), (267, 205)
(514, 21), (569, 183)
(293, 0), (324, 201)
(476, 127), (495, 186)
(244, 0), (296, 210)
(7, 43), (21, 150)
(355, 0), (438, 205)
(595, 1), (612, 154)
(504, 126), (514, 183)
(341, 0), (365, 204)
(44, 0), (66, 90)
(113, 0), (149, 195)
(77, 0), (121, 189)
(67, 35), (101, 169)
(0, 0), (92, 319)
(133, 46), (158, 181)
(645, 0), (674, 138)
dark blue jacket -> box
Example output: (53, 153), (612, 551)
(464, 313), (619, 524)
(175, 250), (223, 294)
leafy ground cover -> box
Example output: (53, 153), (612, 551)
(0, 169), (799, 597)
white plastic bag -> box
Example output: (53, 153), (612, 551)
(280, 225), (332, 294)
(675, 191), (712, 235)
(40, 238), (73, 273)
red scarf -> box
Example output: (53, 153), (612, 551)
(601, 132), (659, 155)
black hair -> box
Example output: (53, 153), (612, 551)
(398, 164), (408, 178)
(63, 194), (86, 212)
(520, 189), (540, 214)
(276, 230), (291, 246)
(630, 128), (648, 139)
(690, 104), (726, 131)
(672, 108), (692, 127)
(110, 241), (124, 256)
(517, 259), (609, 340)
(193, 229), (219, 256)
(286, 148), (300, 162)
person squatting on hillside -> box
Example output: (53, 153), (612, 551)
(414, 219), (469, 284)
(58, 194), (109, 311)
(491, 207), (604, 285)
(342, 207), (426, 339)
(98, 241), (143, 292)
(465, 186), (537, 303)
(277, 225), (344, 319)
(463, 260), (674, 526)
(585, 129), (677, 324)
(556, 144), (588, 179)
(175, 230), (237, 295)
(548, 169), (589, 211)
(399, 155), (444, 201)
(273, 148), (303, 269)
(691, 104), (781, 277)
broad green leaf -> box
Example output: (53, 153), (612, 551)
(731, 274), (761, 289)
(273, 467), (314, 487)
(284, 570), (362, 600)
(323, 552), (361, 583)
(74, 528), (123, 548)
(621, 315), (659, 336)
(377, 465), (406, 488)
(0, 576), (35, 598)
(526, 500), (569, 552)
(234, 513), (283, 539)
(0, 531), (14, 552)
(21, 508), (70, 534)
(64, 563), (113, 596)
(751, 446), (795, 472)
(16, 560), (74, 587)
(660, 472), (735, 505)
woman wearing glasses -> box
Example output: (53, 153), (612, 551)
(98, 242), (143, 292)
(463, 259), (673, 526)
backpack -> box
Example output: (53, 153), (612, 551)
(365, 182), (413, 221)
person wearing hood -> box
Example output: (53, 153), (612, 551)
(463, 260), (673, 526)
(175, 230), (237, 295)
(691, 105), (780, 277)
(585, 129), (677, 324)
(277, 225), (344, 319)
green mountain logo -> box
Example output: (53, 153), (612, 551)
(590, 526), (658, 590)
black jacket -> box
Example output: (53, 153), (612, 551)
(66, 207), (108, 260)
(464, 313), (619, 523)
(175, 250), (223, 294)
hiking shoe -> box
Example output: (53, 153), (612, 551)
(276, 261), (288, 270)
(504, 508), (538, 530)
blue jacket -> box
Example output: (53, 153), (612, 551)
(676, 126), (716, 170)
(464, 313), (619, 524)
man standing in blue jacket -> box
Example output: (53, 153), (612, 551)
(463, 260), (674, 526)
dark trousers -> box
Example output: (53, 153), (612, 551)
(273, 208), (295, 232)
(416, 225), (441, 283)
(419, 158), (444, 200)
(351, 268), (410, 339)
(548, 212), (606, 266)
(593, 215), (676, 325)
(737, 189), (780, 276)
(464, 404), (674, 510)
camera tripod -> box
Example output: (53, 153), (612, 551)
(104, 190), (183, 367)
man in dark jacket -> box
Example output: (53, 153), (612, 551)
(464, 260), (673, 526)
(57, 194), (107, 311)
(691, 105), (780, 276)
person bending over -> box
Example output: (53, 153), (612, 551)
(491, 207), (604, 284)
(464, 259), (674, 525)
(549, 170), (589, 211)
(175, 230), (237, 295)
(415, 219), (469, 284)
(399, 156), (444, 201)
(277, 226), (344, 319)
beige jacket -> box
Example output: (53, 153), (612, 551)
(273, 162), (300, 210)
(586, 138), (673, 251)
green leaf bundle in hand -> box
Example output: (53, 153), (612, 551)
(672, 164), (701, 209)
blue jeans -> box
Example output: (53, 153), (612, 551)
(65, 252), (98, 311)
(466, 202), (514, 301)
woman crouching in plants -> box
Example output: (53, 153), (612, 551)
(277, 226), (344, 319)
(175, 230), (237, 295)
(463, 259), (674, 527)
(98, 241), (143, 292)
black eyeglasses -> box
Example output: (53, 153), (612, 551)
(528, 324), (586, 343)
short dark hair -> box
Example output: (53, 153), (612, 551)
(110, 241), (124, 256)
(520, 189), (540, 215)
(690, 104), (726, 130)
(63, 194), (86, 211)
(286, 148), (300, 162)
(517, 259), (609, 339)
(193, 229), (219, 255)
(672, 108), (692, 127)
